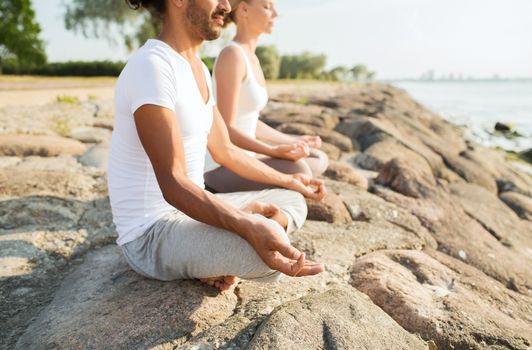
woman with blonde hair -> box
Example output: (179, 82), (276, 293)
(204, 0), (329, 193)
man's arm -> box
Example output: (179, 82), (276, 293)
(134, 104), (323, 276)
(208, 106), (326, 201)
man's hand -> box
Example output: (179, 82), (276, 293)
(284, 173), (327, 201)
(299, 135), (322, 149)
(246, 220), (325, 277)
(271, 141), (310, 161)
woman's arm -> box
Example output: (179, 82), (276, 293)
(256, 121), (323, 149)
(215, 47), (308, 160)
(256, 120), (300, 144)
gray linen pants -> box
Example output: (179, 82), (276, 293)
(121, 189), (307, 283)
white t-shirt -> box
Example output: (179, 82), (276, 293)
(108, 39), (215, 246)
(204, 42), (269, 173)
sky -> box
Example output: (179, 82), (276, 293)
(33, 0), (532, 79)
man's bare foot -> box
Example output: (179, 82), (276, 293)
(242, 201), (288, 230)
(199, 275), (238, 291)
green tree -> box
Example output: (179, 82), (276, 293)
(350, 64), (368, 81)
(0, 0), (47, 72)
(256, 45), (280, 80)
(64, 0), (227, 55)
(366, 71), (377, 81)
(279, 52), (326, 80)
(328, 66), (349, 81)
(64, 0), (151, 50)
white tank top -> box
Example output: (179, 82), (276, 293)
(205, 41), (269, 172)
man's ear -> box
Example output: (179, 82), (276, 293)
(239, 1), (249, 16)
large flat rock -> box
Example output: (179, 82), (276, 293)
(16, 246), (238, 349)
(0, 134), (86, 157)
(352, 249), (532, 350)
(246, 288), (427, 350)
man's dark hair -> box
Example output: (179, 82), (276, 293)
(126, 0), (166, 15)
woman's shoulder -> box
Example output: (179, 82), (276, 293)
(218, 44), (245, 64)
(214, 44), (246, 77)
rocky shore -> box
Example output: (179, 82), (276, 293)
(1, 80), (531, 349)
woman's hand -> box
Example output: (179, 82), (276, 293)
(285, 173), (327, 202)
(271, 141), (310, 161)
(298, 135), (322, 149)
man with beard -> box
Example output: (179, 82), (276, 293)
(108, 0), (326, 291)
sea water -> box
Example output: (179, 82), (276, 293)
(392, 81), (532, 152)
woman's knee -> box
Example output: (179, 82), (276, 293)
(306, 149), (329, 176)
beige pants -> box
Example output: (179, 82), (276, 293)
(121, 189), (307, 282)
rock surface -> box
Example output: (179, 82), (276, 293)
(352, 249), (532, 350)
(0, 134), (86, 157)
(246, 288), (427, 350)
(2, 81), (532, 349)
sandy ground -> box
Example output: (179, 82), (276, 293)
(0, 75), (358, 107)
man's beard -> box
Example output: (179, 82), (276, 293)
(185, 0), (227, 41)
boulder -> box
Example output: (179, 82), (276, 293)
(261, 103), (339, 130)
(324, 160), (369, 190)
(319, 142), (341, 161)
(277, 123), (353, 152)
(306, 192), (352, 224)
(246, 288), (427, 350)
(352, 249), (532, 350)
(69, 126), (111, 144)
(376, 157), (437, 198)
(0, 134), (86, 157)
(442, 153), (498, 193)
(79, 143), (109, 169)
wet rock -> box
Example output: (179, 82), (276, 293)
(494, 122), (511, 132)
(500, 191), (532, 220)
(0, 134), (86, 157)
(324, 160), (369, 190)
(306, 193), (351, 224)
(520, 148), (532, 164)
(16, 246), (238, 350)
(352, 249), (532, 350)
(246, 288), (427, 350)
(69, 126), (111, 144)
(277, 123), (353, 152)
